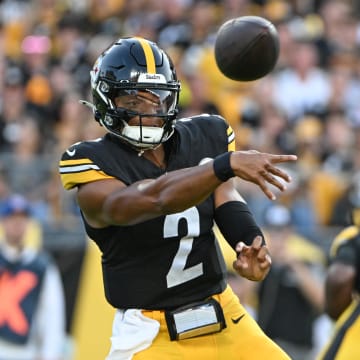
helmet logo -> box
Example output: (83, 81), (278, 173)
(138, 73), (166, 84)
(90, 57), (103, 88)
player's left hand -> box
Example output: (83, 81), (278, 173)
(233, 236), (272, 281)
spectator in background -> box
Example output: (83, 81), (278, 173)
(321, 111), (355, 174)
(317, 0), (358, 60)
(327, 53), (360, 127)
(272, 38), (331, 123)
(292, 115), (324, 177)
(255, 204), (328, 360)
(0, 194), (66, 360)
(154, 0), (191, 49)
(177, 71), (220, 118)
(241, 104), (293, 155)
(330, 171), (360, 227)
(0, 65), (28, 152)
(0, 116), (54, 224)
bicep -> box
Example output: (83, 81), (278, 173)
(76, 178), (161, 227)
(77, 178), (148, 228)
(76, 179), (126, 228)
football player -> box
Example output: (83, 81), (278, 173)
(317, 204), (360, 360)
(59, 37), (296, 359)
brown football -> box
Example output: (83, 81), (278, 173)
(214, 16), (280, 81)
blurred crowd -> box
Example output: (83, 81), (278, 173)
(0, 0), (359, 234)
(0, 0), (360, 359)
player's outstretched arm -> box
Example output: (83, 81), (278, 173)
(77, 150), (297, 227)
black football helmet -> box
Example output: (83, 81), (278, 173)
(88, 37), (181, 150)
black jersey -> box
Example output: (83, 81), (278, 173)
(329, 225), (360, 293)
(59, 114), (235, 310)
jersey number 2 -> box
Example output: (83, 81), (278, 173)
(164, 207), (203, 288)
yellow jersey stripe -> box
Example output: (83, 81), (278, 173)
(136, 37), (156, 74)
(61, 171), (114, 190)
(227, 125), (235, 152)
(59, 158), (93, 166)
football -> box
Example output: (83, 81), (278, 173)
(214, 16), (280, 81)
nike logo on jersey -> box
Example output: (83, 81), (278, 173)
(66, 141), (81, 156)
(66, 148), (76, 156)
(231, 314), (245, 324)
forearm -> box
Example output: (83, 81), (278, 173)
(140, 164), (221, 212)
(104, 161), (222, 225)
(214, 200), (264, 249)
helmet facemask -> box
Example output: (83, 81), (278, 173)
(96, 83), (179, 150)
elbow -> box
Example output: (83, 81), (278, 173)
(102, 200), (129, 225)
(154, 191), (191, 215)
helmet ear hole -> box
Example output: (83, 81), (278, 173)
(104, 115), (119, 128)
(94, 110), (102, 121)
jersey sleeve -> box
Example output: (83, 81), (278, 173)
(59, 141), (114, 190)
(192, 114), (236, 154)
(211, 114), (236, 152)
(329, 226), (359, 266)
(226, 121), (236, 152)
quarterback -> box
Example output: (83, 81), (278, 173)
(59, 37), (296, 359)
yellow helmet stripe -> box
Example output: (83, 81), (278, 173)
(136, 37), (156, 74)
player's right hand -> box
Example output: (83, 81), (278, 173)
(230, 150), (297, 200)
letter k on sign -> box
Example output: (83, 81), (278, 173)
(0, 271), (38, 335)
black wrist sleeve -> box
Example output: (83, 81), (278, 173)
(214, 201), (265, 249)
(213, 152), (235, 182)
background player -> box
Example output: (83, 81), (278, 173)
(317, 199), (360, 360)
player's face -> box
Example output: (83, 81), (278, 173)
(114, 90), (165, 127)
